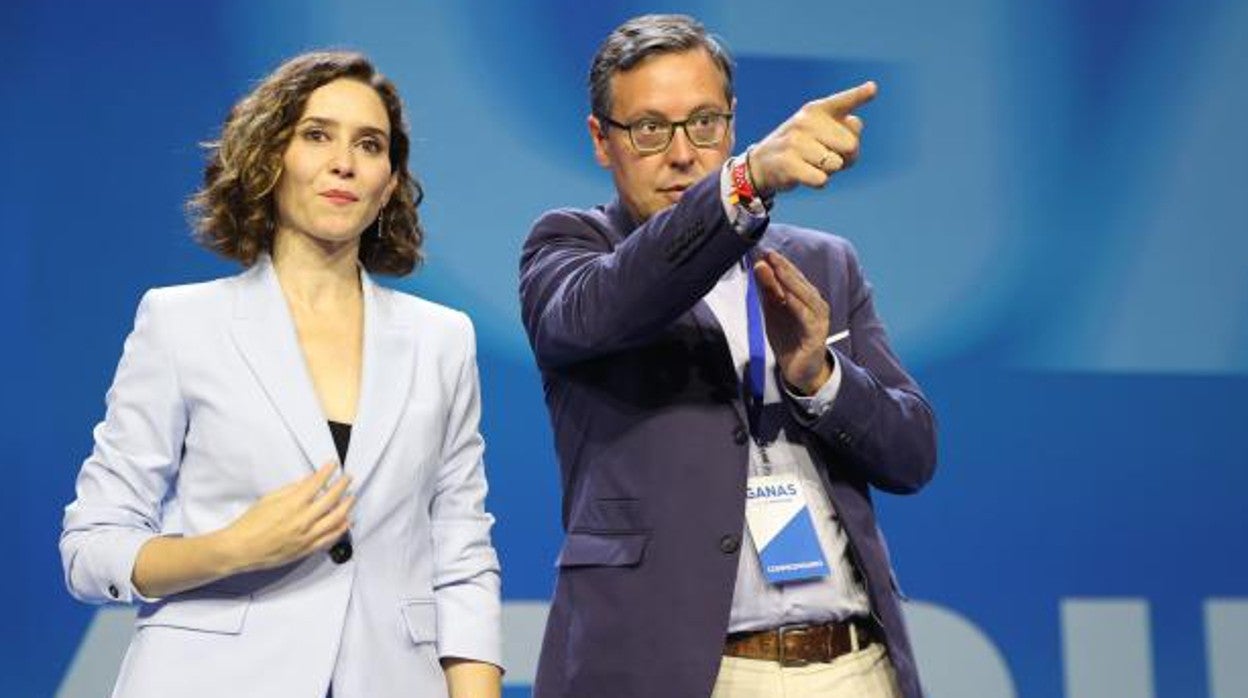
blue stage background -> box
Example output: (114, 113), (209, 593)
(4, 1), (1245, 696)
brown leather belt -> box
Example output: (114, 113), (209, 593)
(724, 618), (880, 667)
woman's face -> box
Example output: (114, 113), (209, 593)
(273, 78), (398, 249)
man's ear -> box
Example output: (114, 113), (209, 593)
(588, 114), (612, 169)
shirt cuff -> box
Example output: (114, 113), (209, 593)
(785, 348), (842, 418)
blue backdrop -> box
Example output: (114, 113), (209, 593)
(5, 1), (1245, 696)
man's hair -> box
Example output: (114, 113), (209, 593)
(188, 50), (424, 276)
(589, 14), (735, 119)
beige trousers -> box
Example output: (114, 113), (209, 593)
(710, 643), (901, 698)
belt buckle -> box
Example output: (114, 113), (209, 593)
(776, 624), (812, 667)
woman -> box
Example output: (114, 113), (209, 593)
(60, 51), (502, 698)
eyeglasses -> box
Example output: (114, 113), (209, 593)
(596, 109), (734, 154)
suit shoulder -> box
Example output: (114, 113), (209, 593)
(768, 222), (852, 253)
(135, 276), (234, 322)
(526, 206), (612, 243)
(531, 205), (601, 230)
(142, 276), (232, 303)
(377, 286), (475, 338)
(766, 223), (861, 264)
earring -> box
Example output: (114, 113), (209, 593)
(376, 210), (387, 240)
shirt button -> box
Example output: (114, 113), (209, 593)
(732, 426), (748, 445)
(108, 584), (119, 599)
(720, 534), (741, 554)
(837, 431), (853, 446)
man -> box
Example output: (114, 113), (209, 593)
(519, 14), (936, 698)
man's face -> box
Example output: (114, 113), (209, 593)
(590, 48), (734, 223)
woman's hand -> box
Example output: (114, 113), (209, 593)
(219, 461), (354, 573)
(131, 461), (354, 598)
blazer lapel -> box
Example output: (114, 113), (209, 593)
(344, 273), (416, 487)
(689, 297), (749, 428)
(610, 195), (749, 425)
(229, 256), (337, 472)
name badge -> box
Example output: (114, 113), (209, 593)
(744, 474), (829, 584)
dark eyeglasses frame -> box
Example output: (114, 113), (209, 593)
(596, 110), (734, 154)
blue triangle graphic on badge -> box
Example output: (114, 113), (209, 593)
(758, 509), (829, 583)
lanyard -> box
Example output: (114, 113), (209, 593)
(744, 257), (767, 441)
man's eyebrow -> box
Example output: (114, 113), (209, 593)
(622, 103), (727, 122)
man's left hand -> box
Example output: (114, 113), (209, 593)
(753, 250), (833, 395)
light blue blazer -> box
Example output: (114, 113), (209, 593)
(60, 256), (501, 697)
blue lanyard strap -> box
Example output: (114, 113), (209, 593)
(744, 256), (767, 438)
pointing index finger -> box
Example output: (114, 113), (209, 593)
(815, 81), (878, 117)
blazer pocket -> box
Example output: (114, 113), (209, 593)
(135, 589), (252, 635)
(555, 532), (648, 568)
(400, 598), (438, 645)
(569, 497), (648, 533)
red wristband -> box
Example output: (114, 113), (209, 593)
(730, 156), (757, 203)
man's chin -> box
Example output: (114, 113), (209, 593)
(660, 189), (687, 205)
(642, 190), (685, 219)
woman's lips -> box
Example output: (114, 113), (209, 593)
(320, 190), (359, 205)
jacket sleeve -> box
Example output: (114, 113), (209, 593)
(429, 313), (503, 667)
(519, 175), (757, 368)
(796, 243), (937, 494)
(60, 290), (186, 604)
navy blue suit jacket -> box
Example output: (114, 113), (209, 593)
(519, 174), (936, 698)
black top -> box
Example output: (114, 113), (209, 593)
(328, 420), (352, 464)
(326, 420), (353, 564)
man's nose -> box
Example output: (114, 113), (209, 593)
(664, 126), (697, 166)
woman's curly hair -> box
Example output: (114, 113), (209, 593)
(188, 51), (424, 276)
